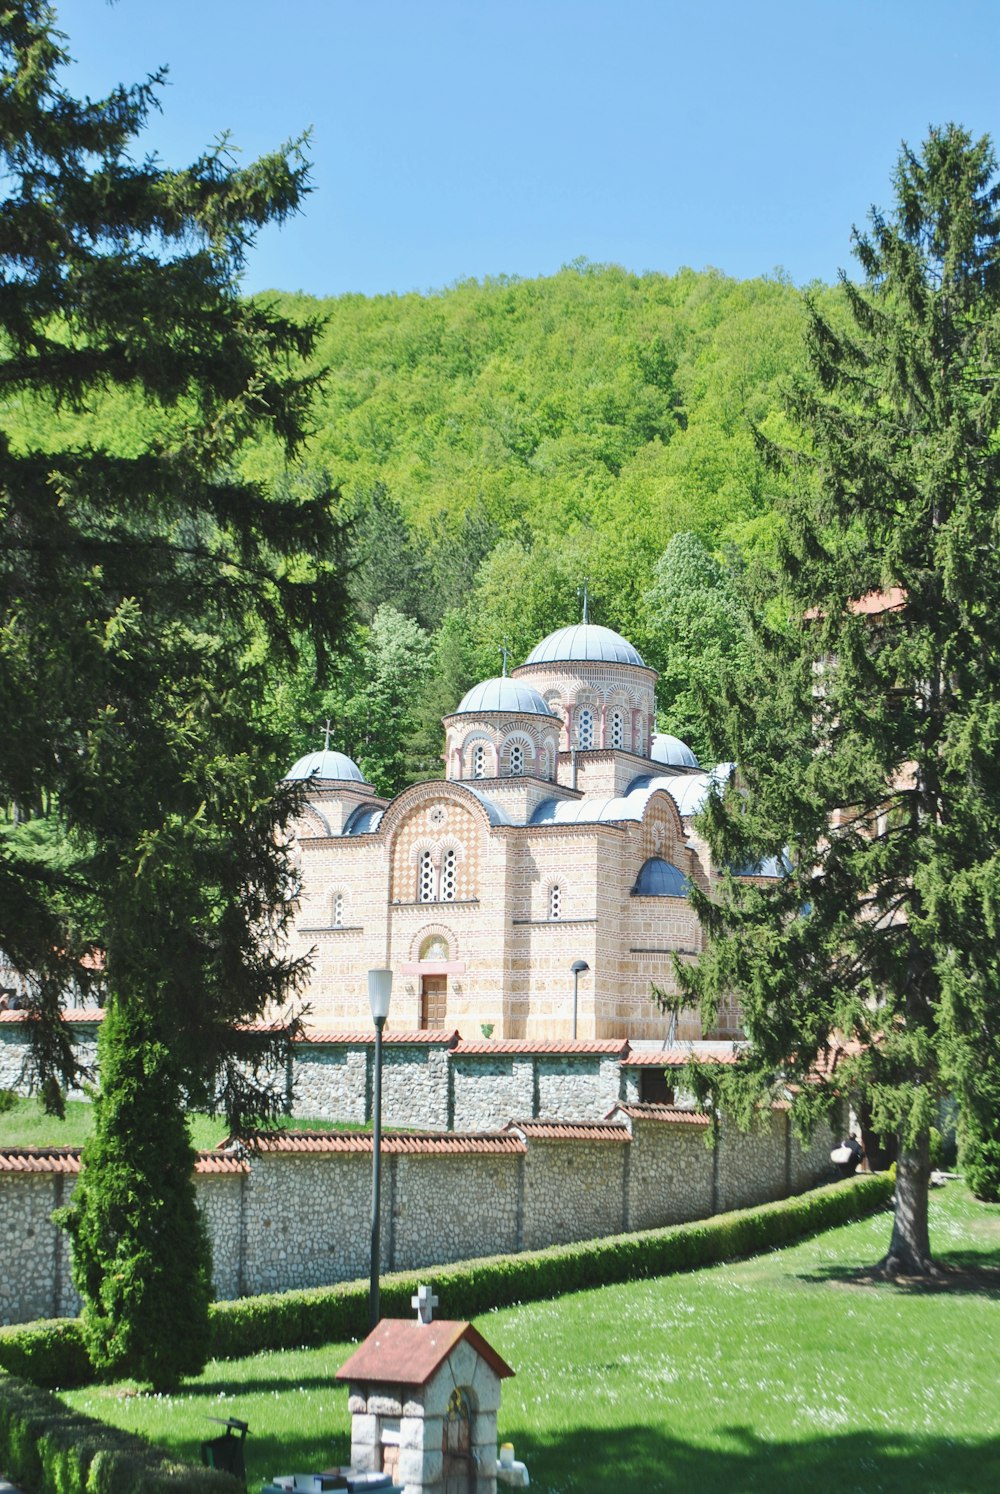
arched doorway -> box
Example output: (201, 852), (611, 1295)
(418, 933), (449, 1030)
(442, 1386), (474, 1494)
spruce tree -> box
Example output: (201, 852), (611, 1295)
(678, 125), (1000, 1274)
(1, 2), (343, 1377)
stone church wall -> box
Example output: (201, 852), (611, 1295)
(0, 1109), (837, 1326)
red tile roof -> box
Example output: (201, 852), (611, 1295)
(0, 1008), (104, 1024)
(240, 1130), (526, 1157)
(336, 1319), (514, 1388)
(620, 1048), (741, 1067)
(502, 1119), (630, 1142)
(298, 1029), (460, 1047)
(805, 587), (907, 622)
(0, 1146), (82, 1173)
(453, 1039), (628, 1056)
(0, 1145), (249, 1174)
(608, 1104), (712, 1126)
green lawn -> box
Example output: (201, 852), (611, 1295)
(0, 1097), (365, 1150)
(59, 1183), (1000, 1493)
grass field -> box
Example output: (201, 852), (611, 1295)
(0, 1097), (364, 1150)
(58, 1183), (1000, 1493)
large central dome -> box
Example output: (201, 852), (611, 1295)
(520, 624), (646, 668)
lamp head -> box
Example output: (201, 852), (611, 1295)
(571, 960), (590, 975)
(368, 968), (393, 1022)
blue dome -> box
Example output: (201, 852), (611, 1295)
(285, 749), (366, 783)
(521, 624), (645, 668)
(632, 857), (691, 897)
(651, 733), (699, 769)
(453, 678), (557, 717)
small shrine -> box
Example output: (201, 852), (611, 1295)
(336, 1286), (516, 1494)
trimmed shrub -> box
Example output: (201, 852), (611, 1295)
(0, 1370), (238, 1492)
(0, 1320), (90, 1389)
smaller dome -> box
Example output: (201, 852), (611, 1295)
(632, 857), (691, 897)
(521, 624), (645, 667)
(453, 678), (557, 717)
(651, 733), (700, 769)
(285, 749), (366, 783)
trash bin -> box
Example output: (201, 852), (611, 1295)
(201, 1415), (249, 1487)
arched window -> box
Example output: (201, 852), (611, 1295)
(549, 884), (562, 920)
(332, 891), (344, 928)
(543, 743), (554, 781)
(509, 742), (524, 776)
(418, 850), (435, 903)
(577, 708), (594, 750)
(440, 848), (457, 901)
(472, 743), (486, 778)
(610, 710), (624, 749)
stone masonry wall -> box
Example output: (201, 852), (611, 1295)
(623, 1117), (715, 1231)
(0, 1109), (838, 1326)
(518, 1138), (629, 1251)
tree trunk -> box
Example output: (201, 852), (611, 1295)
(877, 1128), (936, 1276)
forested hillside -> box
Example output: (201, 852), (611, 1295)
(8, 262), (833, 788)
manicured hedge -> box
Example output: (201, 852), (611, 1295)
(0, 1370), (238, 1493)
(1, 1174), (893, 1389)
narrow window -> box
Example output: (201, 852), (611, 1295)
(332, 892), (344, 928)
(549, 884), (562, 920)
(441, 847), (457, 901)
(472, 743), (486, 778)
(634, 718), (644, 753)
(577, 708), (594, 750)
(610, 710), (624, 749)
(418, 850), (435, 903)
(509, 742), (524, 776)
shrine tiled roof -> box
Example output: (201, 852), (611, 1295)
(337, 1318), (515, 1388)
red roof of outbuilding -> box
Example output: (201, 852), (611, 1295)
(336, 1318), (514, 1388)
(620, 1048), (741, 1068)
(607, 1104), (712, 1126)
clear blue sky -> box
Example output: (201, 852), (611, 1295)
(57, 0), (1000, 299)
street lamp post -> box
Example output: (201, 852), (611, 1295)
(570, 959), (589, 1039)
(367, 968), (392, 1329)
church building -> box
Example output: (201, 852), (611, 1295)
(284, 620), (746, 1041)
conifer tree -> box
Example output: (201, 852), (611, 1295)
(1, 2), (343, 1377)
(678, 125), (1000, 1274)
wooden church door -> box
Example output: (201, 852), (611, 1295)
(420, 974), (447, 1029)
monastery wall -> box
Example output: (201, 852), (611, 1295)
(0, 1111), (837, 1326)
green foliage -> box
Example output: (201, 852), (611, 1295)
(0, 1370), (237, 1492)
(57, 1002), (213, 1391)
(639, 532), (751, 760)
(677, 125), (1000, 1274)
(0, 1321), (90, 1390)
(959, 1062), (1000, 1199)
(0, 0), (351, 1389)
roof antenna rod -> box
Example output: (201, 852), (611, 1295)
(579, 579), (589, 625)
(499, 638), (509, 677)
